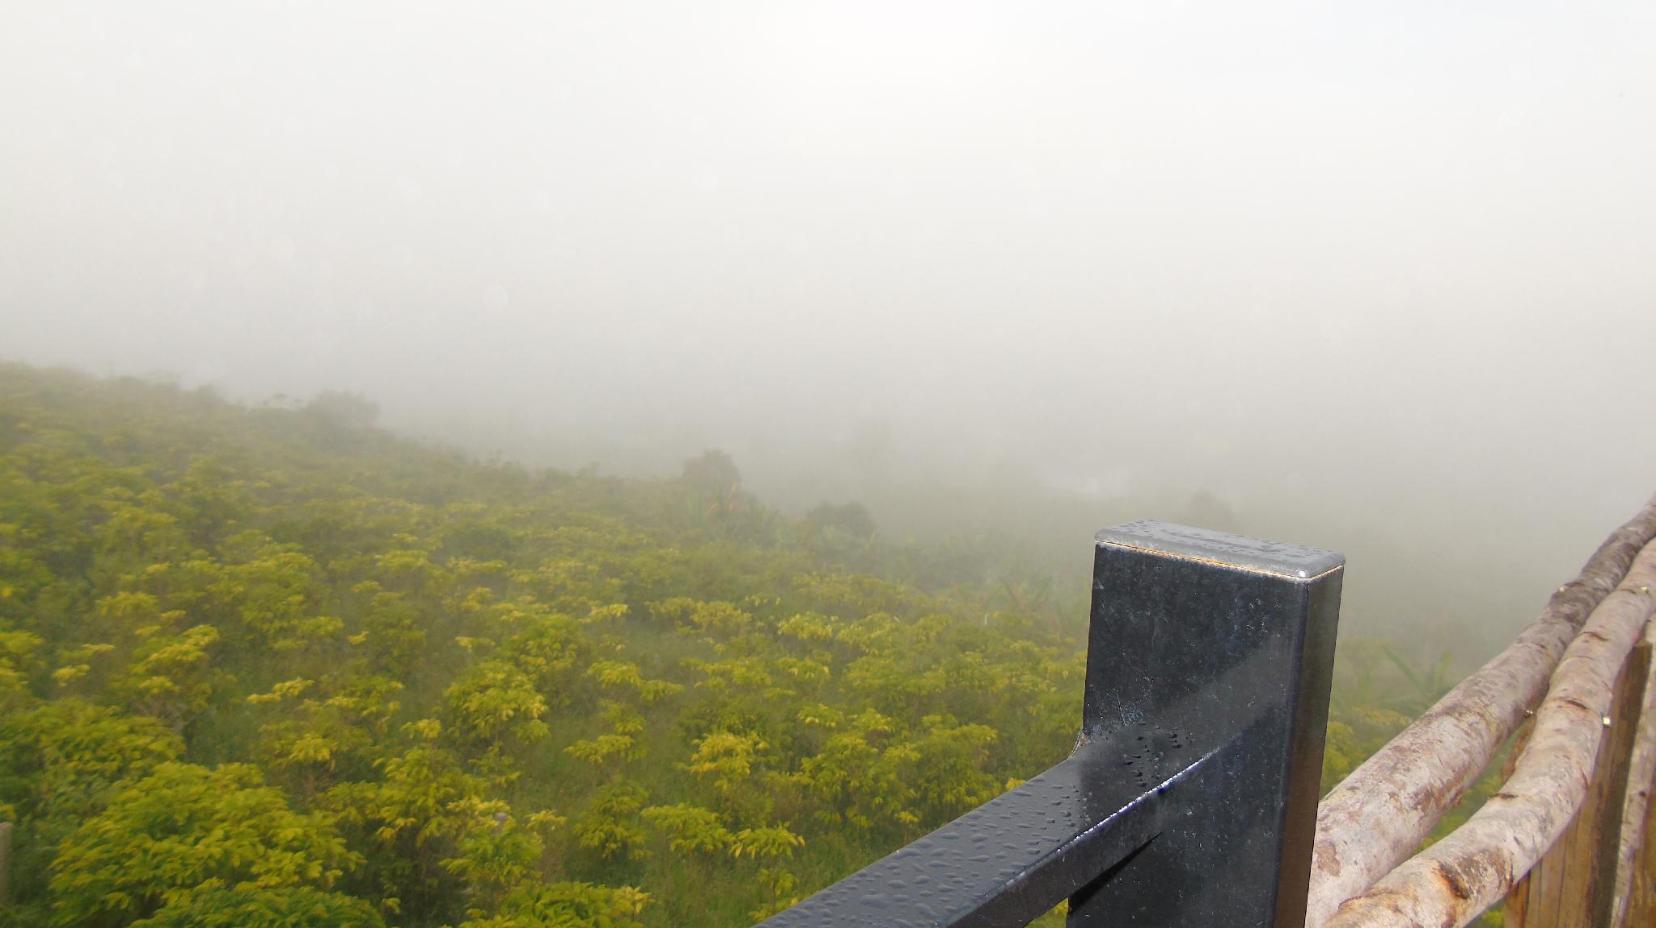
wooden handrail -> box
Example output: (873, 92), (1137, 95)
(1305, 496), (1656, 927)
(1319, 535), (1656, 928)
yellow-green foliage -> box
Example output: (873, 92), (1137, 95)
(49, 762), (363, 927)
(0, 363), (1442, 927)
(0, 365), (1093, 927)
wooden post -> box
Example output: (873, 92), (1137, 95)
(1613, 626), (1656, 928)
(1626, 776), (1656, 926)
(1504, 640), (1650, 927)
(0, 820), (11, 906)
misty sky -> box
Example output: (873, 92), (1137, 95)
(3, 2), (1654, 647)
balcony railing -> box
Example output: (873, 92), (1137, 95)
(759, 520), (1344, 927)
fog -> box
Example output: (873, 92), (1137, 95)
(4, 2), (1654, 661)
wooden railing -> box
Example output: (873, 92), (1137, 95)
(1310, 496), (1656, 928)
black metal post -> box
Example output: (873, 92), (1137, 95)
(756, 521), (1342, 928)
(1068, 522), (1342, 926)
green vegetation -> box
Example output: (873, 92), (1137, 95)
(0, 363), (1441, 927)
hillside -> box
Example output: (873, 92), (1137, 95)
(0, 363), (1433, 928)
(0, 364), (1109, 927)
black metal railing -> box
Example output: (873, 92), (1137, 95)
(758, 520), (1344, 928)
